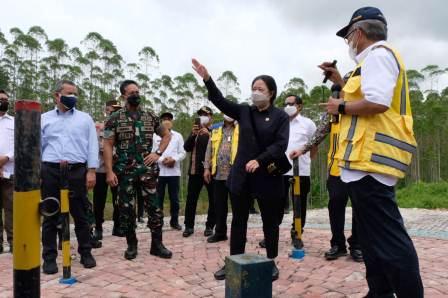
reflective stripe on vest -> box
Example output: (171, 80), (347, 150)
(374, 132), (417, 154)
(211, 125), (239, 176)
(372, 45), (408, 115)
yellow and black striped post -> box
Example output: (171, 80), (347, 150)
(59, 161), (76, 284)
(13, 100), (41, 297)
(290, 158), (304, 259)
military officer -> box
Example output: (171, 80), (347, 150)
(103, 80), (172, 260)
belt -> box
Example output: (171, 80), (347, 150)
(43, 162), (87, 170)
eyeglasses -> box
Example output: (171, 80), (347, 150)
(344, 29), (357, 44)
(284, 102), (295, 107)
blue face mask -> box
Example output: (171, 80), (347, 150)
(60, 95), (77, 110)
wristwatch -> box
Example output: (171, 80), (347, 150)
(338, 101), (346, 114)
(155, 149), (162, 156)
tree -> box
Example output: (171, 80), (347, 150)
(217, 70), (241, 101)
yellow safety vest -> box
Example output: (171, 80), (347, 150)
(328, 120), (341, 177)
(335, 44), (417, 179)
(210, 124), (239, 176)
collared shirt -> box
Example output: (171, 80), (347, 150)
(41, 108), (99, 168)
(341, 40), (400, 186)
(285, 114), (316, 176)
(153, 130), (186, 177)
(0, 113), (14, 178)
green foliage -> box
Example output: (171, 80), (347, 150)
(396, 182), (448, 209)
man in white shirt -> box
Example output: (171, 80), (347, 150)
(153, 112), (186, 230)
(0, 90), (14, 254)
(282, 95), (316, 235)
(320, 7), (423, 297)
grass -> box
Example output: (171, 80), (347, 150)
(396, 181), (448, 209)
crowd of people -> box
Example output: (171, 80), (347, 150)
(0, 6), (423, 297)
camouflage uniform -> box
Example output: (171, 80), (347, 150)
(103, 107), (163, 236)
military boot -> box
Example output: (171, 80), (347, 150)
(124, 233), (138, 260)
(150, 231), (172, 259)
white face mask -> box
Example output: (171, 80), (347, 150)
(251, 91), (269, 107)
(223, 115), (234, 122)
(284, 105), (297, 117)
(199, 115), (209, 126)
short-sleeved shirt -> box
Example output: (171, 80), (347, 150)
(285, 114), (317, 176)
(103, 106), (160, 176)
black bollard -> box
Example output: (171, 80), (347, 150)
(59, 161), (76, 284)
(13, 100), (41, 298)
(290, 158), (304, 259)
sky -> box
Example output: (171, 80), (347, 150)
(2, 0), (448, 99)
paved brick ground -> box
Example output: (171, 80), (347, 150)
(0, 208), (447, 297)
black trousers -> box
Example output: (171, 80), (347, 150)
(93, 172), (119, 231)
(157, 176), (180, 225)
(347, 175), (423, 298)
(184, 174), (215, 229)
(213, 180), (230, 237)
(93, 172), (107, 231)
(41, 163), (92, 260)
(327, 175), (359, 250)
(137, 188), (144, 219)
(230, 190), (282, 259)
(281, 175), (310, 232)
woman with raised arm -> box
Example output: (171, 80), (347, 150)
(192, 59), (289, 281)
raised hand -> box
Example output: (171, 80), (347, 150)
(192, 58), (210, 81)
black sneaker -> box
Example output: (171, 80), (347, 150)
(183, 228), (194, 237)
(91, 238), (102, 249)
(42, 260), (58, 274)
(94, 229), (103, 240)
(214, 266), (226, 280)
(80, 253), (97, 268)
(207, 234), (228, 243)
(324, 245), (347, 260)
(204, 227), (213, 237)
(272, 263), (279, 281)
(170, 222), (182, 231)
(350, 248), (363, 262)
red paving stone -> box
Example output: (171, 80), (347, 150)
(0, 225), (447, 297)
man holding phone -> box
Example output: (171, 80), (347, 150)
(183, 106), (216, 237)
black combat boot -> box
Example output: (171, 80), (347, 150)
(124, 233), (138, 260)
(150, 231), (172, 259)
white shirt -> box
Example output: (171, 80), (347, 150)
(0, 113), (14, 178)
(341, 40), (399, 187)
(153, 130), (186, 177)
(285, 114), (316, 176)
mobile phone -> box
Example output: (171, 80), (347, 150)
(194, 117), (201, 126)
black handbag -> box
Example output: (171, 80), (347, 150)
(248, 109), (291, 176)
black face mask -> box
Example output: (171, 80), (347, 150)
(60, 95), (77, 110)
(0, 101), (9, 112)
(127, 95), (141, 107)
